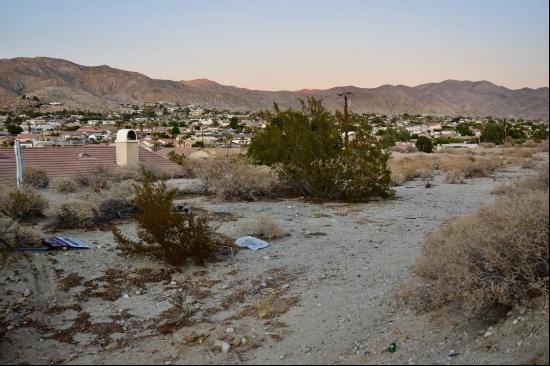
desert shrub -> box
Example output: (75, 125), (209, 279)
(113, 166), (142, 182)
(48, 199), (98, 229)
(406, 173), (549, 316)
(112, 169), (217, 265)
(13, 225), (43, 247)
(94, 180), (137, 222)
(0, 215), (43, 249)
(445, 169), (466, 184)
(415, 136), (433, 153)
(248, 98), (393, 201)
(75, 166), (115, 192)
(0, 186), (48, 221)
(23, 167), (49, 188)
(252, 214), (287, 239)
(167, 151), (186, 165)
(192, 157), (279, 200)
(521, 158), (536, 169)
(55, 179), (79, 193)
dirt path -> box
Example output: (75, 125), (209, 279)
(1, 165), (547, 364)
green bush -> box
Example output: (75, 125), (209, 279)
(112, 169), (217, 265)
(247, 98), (393, 201)
(415, 136), (433, 153)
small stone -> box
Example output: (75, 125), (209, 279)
(226, 327), (234, 333)
(448, 350), (459, 358)
(6, 325), (13, 330)
(170, 281), (177, 285)
(122, 293), (130, 299)
(263, 256), (270, 260)
(23, 288), (31, 297)
(260, 282), (267, 287)
(484, 327), (495, 337)
(281, 283), (290, 289)
(280, 354), (286, 360)
(214, 340), (230, 353)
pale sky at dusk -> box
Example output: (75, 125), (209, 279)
(1, 0), (548, 90)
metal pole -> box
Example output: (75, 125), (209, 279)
(14, 140), (23, 188)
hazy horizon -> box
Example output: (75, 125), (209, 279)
(1, 0), (548, 90)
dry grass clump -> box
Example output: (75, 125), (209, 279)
(234, 290), (299, 319)
(48, 199), (98, 230)
(23, 167), (49, 188)
(251, 214), (288, 240)
(191, 158), (279, 200)
(55, 179), (79, 193)
(0, 186), (48, 221)
(493, 165), (549, 196)
(445, 170), (466, 184)
(480, 142), (496, 148)
(389, 154), (435, 186)
(436, 154), (503, 178)
(391, 144), (418, 154)
(521, 158), (536, 169)
(404, 166), (549, 316)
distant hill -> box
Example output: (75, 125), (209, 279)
(0, 57), (548, 119)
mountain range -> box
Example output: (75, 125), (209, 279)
(0, 57), (548, 119)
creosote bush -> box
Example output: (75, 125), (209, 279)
(404, 166), (549, 316)
(248, 98), (393, 201)
(0, 186), (48, 221)
(23, 167), (49, 188)
(112, 169), (217, 265)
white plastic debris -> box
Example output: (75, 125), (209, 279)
(235, 236), (270, 250)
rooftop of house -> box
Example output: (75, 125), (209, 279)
(0, 145), (181, 187)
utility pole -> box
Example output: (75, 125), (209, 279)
(337, 91), (352, 147)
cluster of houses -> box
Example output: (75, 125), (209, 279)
(1, 104), (548, 156)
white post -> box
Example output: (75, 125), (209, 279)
(14, 140), (23, 188)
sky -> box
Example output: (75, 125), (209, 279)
(1, 0), (548, 90)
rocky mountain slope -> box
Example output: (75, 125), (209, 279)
(1, 57), (548, 119)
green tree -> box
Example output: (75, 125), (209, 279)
(7, 124), (23, 135)
(455, 123), (474, 136)
(481, 122), (505, 144)
(248, 98), (392, 201)
(415, 136), (433, 153)
(170, 126), (181, 137)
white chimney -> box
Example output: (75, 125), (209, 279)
(115, 129), (139, 167)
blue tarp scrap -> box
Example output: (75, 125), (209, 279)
(44, 236), (89, 249)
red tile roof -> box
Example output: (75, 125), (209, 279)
(0, 145), (181, 187)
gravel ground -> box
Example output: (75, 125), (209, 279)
(0, 164), (548, 365)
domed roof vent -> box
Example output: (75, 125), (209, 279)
(115, 129), (137, 142)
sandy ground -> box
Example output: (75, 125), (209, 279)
(1, 164), (548, 365)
